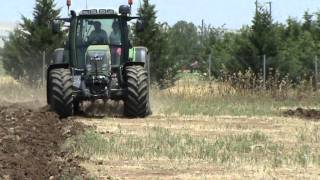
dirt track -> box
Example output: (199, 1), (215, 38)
(0, 104), (86, 179)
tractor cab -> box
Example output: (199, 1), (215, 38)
(74, 9), (125, 69)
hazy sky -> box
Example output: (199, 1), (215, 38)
(1, 0), (320, 29)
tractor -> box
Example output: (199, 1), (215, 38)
(47, 0), (151, 118)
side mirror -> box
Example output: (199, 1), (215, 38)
(52, 21), (61, 34)
(119, 5), (131, 15)
(136, 20), (144, 33)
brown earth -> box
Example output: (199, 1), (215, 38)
(0, 104), (87, 180)
(283, 107), (320, 120)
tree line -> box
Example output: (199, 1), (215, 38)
(1, 0), (320, 86)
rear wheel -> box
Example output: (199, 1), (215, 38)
(48, 68), (74, 118)
(124, 65), (150, 118)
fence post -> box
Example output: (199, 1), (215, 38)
(208, 54), (212, 80)
(147, 54), (151, 88)
(263, 54), (266, 89)
(315, 56), (318, 91)
(42, 51), (46, 88)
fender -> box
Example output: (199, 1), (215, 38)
(53, 48), (65, 64)
(129, 46), (149, 64)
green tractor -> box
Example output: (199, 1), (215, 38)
(47, 2), (150, 118)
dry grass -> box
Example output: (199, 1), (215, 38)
(0, 76), (46, 106)
(151, 89), (320, 117)
(1, 73), (320, 179)
(150, 73), (320, 117)
(60, 73), (320, 179)
(165, 79), (236, 97)
(71, 114), (320, 179)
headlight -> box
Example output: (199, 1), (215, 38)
(73, 76), (81, 88)
(80, 10), (90, 15)
(86, 64), (92, 71)
(99, 9), (107, 14)
(106, 9), (116, 14)
(90, 9), (98, 14)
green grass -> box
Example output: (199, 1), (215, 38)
(152, 93), (320, 116)
(0, 50), (7, 75)
(63, 127), (320, 167)
(0, 61), (6, 76)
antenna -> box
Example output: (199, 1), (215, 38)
(86, 0), (88, 9)
(139, 0), (142, 14)
(67, 0), (71, 15)
(255, 0), (258, 14)
(128, 0), (133, 15)
(267, 1), (272, 19)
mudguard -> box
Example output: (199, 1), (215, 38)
(53, 48), (64, 64)
(126, 46), (150, 87)
(129, 46), (149, 64)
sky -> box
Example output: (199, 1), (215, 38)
(1, 0), (320, 29)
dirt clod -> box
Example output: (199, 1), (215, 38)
(0, 104), (86, 179)
(283, 108), (320, 120)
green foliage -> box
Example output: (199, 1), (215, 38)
(132, 2), (320, 84)
(2, 0), (318, 85)
(133, 1), (200, 86)
(1, 0), (63, 83)
(133, 0), (174, 85)
(134, 0), (158, 50)
(251, 6), (276, 56)
(199, 7), (320, 81)
(167, 21), (201, 66)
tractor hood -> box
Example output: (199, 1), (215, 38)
(85, 45), (111, 76)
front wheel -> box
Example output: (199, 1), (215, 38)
(124, 65), (150, 118)
(48, 68), (74, 118)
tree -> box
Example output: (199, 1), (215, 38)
(133, 0), (175, 85)
(233, 26), (260, 72)
(285, 17), (302, 40)
(1, 0), (63, 84)
(151, 23), (176, 85)
(134, 0), (158, 51)
(249, 6), (279, 73)
(302, 11), (313, 32)
(167, 21), (200, 70)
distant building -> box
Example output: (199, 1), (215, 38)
(0, 22), (16, 47)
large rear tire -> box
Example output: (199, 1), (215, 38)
(48, 68), (74, 118)
(124, 65), (150, 118)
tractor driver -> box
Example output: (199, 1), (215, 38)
(88, 21), (108, 44)
(110, 20), (122, 65)
(109, 20), (121, 45)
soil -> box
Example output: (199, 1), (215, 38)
(283, 108), (320, 120)
(82, 100), (124, 118)
(0, 103), (87, 180)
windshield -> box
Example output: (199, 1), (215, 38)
(76, 17), (122, 68)
(76, 17), (122, 46)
